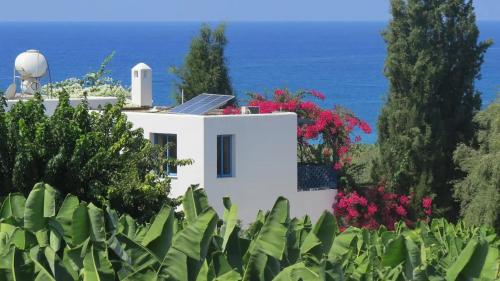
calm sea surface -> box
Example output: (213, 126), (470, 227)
(0, 22), (499, 143)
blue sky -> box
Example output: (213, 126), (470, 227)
(1, 0), (499, 22)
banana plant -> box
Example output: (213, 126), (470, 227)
(0, 182), (498, 280)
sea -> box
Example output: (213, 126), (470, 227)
(0, 22), (499, 143)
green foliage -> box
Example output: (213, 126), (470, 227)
(42, 52), (130, 98)
(341, 143), (380, 189)
(377, 0), (492, 218)
(171, 23), (233, 103)
(0, 92), (177, 221)
(453, 99), (500, 232)
(0, 183), (498, 280)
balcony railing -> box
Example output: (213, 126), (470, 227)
(297, 164), (338, 191)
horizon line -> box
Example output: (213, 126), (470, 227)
(1, 19), (499, 23)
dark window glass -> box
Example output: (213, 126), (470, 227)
(166, 134), (177, 175)
(217, 135), (233, 177)
(217, 136), (222, 176)
(153, 133), (177, 176)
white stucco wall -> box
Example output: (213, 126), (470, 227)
(124, 111), (337, 224)
(124, 112), (206, 197)
(202, 113), (298, 222)
(5, 96), (118, 116)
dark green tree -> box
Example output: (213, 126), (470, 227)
(0, 92), (182, 221)
(453, 98), (499, 232)
(377, 0), (491, 218)
(171, 23), (233, 103)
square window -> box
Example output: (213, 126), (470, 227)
(153, 133), (177, 176)
(134, 71), (139, 78)
(217, 135), (233, 177)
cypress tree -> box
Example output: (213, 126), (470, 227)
(377, 0), (491, 218)
(171, 24), (233, 103)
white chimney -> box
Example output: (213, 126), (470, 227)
(131, 63), (152, 107)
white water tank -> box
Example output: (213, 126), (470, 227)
(15, 50), (48, 78)
(131, 63), (152, 107)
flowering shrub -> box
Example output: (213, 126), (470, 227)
(333, 184), (433, 230)
(41, 52), (130, 98)
(225, 89), (371, 170)
(222, 105), (241, 115)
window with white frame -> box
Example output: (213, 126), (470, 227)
(217, 135), (233, 178)
(153, 133), (177, 176)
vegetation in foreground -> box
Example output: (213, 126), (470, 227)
(0, 183), (498, 280)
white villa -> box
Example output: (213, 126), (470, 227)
(4, 52), (337, 223)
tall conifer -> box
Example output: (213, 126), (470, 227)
(377, 0), (491, 218)
(171, 24), (233, 103)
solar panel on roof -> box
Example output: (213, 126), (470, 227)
(170, 93), (234, 115)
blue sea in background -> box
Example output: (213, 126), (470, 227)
(0, 22), (499, 143)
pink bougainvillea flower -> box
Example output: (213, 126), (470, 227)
(358, 196), (368, 207)
(367, 203), (378, 215)
(304, 125), (319, 139)
(333, 184), (433, 231)
(333, 162), (342, 170)
(422, 197), (433, 209)
(399, 195), (410, 206)
(300, 101), (318, 112)
(347, 207), (359, 219)
(274, 89), (286, 96)
(310, 89), (325, 100)
(337, 145), (349, 157)
(359, 120), (372, 134)
(332, 113), (343, 128)
(223, 105), (241, 115)
(395, 205), (407, 216)
(345, 116), (359, 130)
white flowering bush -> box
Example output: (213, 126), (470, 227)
(41, 52), (130, 98)
(42, 77), (130, 98)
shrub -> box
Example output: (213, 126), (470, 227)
(0, 92), (178, 221)
(42, 52), (130, 98)
(0, 183), (498, 280)
(453, 99), (500, 232)
(333, 184), (433, 230)
(227, 88), (371, 171)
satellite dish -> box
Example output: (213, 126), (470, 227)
(4, 83), (16, 99)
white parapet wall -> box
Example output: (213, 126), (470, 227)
(5, 96), (118, 116)
(124, 111), (337, 223)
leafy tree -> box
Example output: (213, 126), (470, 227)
(377, 0), (491, 218)
(171, 23), (233, 103)
(0, 92), (181, 221)
(453, 98), (499, 232)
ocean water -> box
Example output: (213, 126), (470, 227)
(0, 22), (499, 143)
